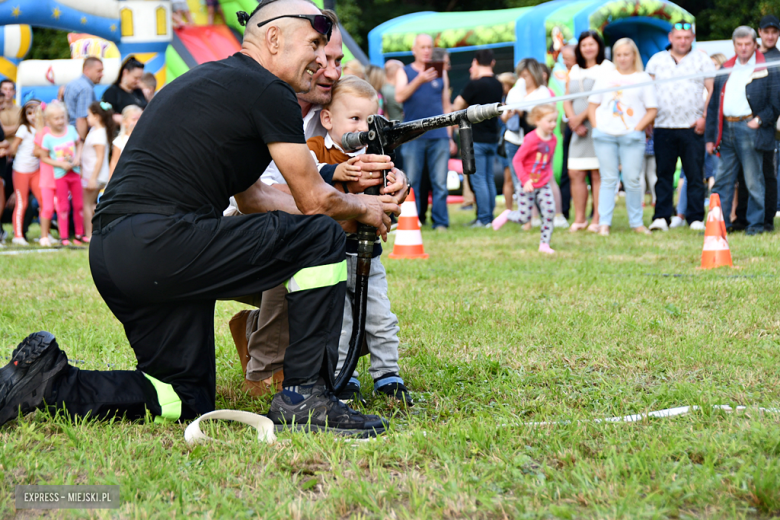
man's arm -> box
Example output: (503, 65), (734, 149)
(395, 67), (437, 104)
(442, 70), (452, 115)
(705, 80), (720, 152)
(234, 177), (300, 214)
(451, 95), (467, 112)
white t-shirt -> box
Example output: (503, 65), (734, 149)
(589, 71), (657, 136)
(723, 54), (755, 117)
(82, 126), (110, 184)
(113, 133), (129, 152)
(645, 49), (715, 128)
(13, 125), (40, 173)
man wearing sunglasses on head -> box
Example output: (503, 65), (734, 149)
(0, 0), (400, 437)
(646, 21), (715, 233)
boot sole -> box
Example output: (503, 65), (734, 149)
(0, 332), (66, 426)
(272, 422), (385, 438)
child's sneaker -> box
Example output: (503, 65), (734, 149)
(538, 243), (555, 254)
(11, 237), (28, 246)
(336, 377), (364, 405)
(61, 239), (72, 246)
(374, 374), (413, 406)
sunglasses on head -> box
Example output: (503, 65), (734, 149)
(673, 22), (693, 31)
(256, 14), (332, 41)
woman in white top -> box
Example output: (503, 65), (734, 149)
(9, 100), (42, 245)
(588, 38), (657, 236)
(564, 31), (614, 232)
(81, 101), (116, 241)
(108, 104), (143, 181)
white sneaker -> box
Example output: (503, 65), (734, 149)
(531, 218), (542, 228)
(648, 218), (669, 232)
(689, 221), (705, 231)
(553, 215), (569, 229)
(39, 237), (53, 247)
(669, 216), (685, 228)
(11, 237), (29, 246)
(776, 210), (780, 218)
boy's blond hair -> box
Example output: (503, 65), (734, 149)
(528, 104), (557, 126)
(325, 75), (378, 110)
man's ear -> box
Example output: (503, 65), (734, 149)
(320, 109), (333, 131)
(266, 25), (282, 54)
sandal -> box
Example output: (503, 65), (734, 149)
(598, 225), (610, 236)
(568, 222), (589, 233)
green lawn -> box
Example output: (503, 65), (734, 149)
(1, 205), (779, 519)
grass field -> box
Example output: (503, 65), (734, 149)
(1, 204), (780, 519)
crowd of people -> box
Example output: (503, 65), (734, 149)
(4, 17), (777, 252)
(0, 56), (149, 247)
(379, 15), (780, 251)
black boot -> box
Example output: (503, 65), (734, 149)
(0, 332), (68, 426)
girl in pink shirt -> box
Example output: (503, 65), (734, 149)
(495, 104), (559, 253)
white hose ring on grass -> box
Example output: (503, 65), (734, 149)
(184, 410), (276, 445)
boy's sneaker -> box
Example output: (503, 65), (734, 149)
(11, 237), (28, 246)
(374, 375), (413, 406)
(0, 332), (68, 426)
(267, 386), (388, 437)
(336, 377), (364, 404)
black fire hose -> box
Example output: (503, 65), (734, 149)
(332, 103), (501, 394)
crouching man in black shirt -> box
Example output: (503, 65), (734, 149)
(0, 0), (400, 437)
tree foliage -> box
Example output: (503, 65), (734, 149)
(28, 28), (72, 60)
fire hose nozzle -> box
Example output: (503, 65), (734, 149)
(466, 103), (501, 124)
(342, 131), (369, 153)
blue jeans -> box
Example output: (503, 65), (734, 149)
(592, 129), (646, 228)
(473, 142), (498, 224)
(711, 120), (765, 231)
(402, 138), (450, 228)
(505, 142), (521, 193)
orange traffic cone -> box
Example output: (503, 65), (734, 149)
(389, 189), (429, 259)
(701, 193), (732, 269)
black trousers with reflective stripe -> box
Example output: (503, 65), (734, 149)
(52, 210), (346, 421)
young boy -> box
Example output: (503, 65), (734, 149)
(308, 75), (411, 405)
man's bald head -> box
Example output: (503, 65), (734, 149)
(244, 0), (321, 42)
(411, 34), (433, 65)
(240, 0), (327, 94)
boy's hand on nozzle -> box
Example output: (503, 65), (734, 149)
(523, 180), (534, 193)
(334, 157), (362, 182)
(381, 168), (409, 204)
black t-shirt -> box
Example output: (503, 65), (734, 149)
(101, 84), (148, 114)
(98, 53), (305, 217)
(459, 75), (504, 143)
(763, 46), (780, 60)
